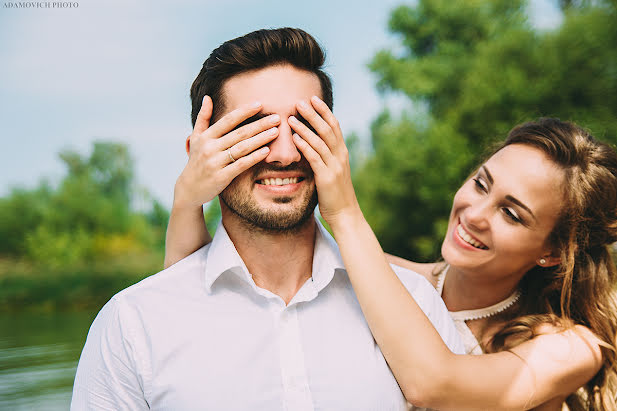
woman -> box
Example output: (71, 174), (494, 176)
(166, 96), (617, 410)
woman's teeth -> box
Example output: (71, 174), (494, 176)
(259, 177), (299, 186)
(457, 224), (488, 249)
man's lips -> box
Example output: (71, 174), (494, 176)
(250, 161), (313, 192)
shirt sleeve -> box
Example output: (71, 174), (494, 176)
(391, 265), (465, 355)
(71, 296), (149, 410)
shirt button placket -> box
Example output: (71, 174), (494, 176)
(278, 305), (313, 411)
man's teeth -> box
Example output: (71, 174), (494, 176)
(457, 224), (487, 249)
(259, 177), (299, 186)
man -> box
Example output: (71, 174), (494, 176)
(71, 28), (463, 410)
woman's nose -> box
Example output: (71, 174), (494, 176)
(464, 200), (491, 231)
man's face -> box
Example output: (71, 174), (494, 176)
(219, 64), (322, 232)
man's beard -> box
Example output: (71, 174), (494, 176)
(220, 161), (318, 233)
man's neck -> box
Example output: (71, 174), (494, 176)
(222, 213), (316, 305)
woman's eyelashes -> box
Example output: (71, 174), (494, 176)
(473, 177), (488, 193)
(472, 176), (524, 225)
(502, 207), (522, 224)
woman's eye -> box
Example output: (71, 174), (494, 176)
(503, 208), (521, 223)
(473, 177), (487, 193)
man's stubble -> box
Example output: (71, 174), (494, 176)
(219, 162), (318, 233)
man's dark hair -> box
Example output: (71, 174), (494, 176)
(190, 27), (333, 126)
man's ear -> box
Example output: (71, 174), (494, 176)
(185, 135), (191, 155)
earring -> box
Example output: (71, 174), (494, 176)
(539, 258), (547, 265)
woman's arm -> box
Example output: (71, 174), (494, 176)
(164, 96), (280, 268)
(331, 214), (602, 409)
(291, 96), (603, 410)
(164, 202), (210, 269)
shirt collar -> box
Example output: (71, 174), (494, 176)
(311, 219), (346, 291)
(203, 218), (345, 295)
(203, 221), (252, 293)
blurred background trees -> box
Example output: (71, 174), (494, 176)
(0, 142), (167, 267)
(0, 142), (169, 310)
(1, 0), (616, 308)
(354, 0), (617, 261)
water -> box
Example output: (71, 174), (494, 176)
(0, 311), (96, 410)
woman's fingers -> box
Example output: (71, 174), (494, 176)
(311, 96), (348, 157)
(222, 146), (271, 179)
(205, 101), (263, 139)
(217, 113), (280, 150)
(296, 98), (338, 152)
(292, 134), (328, 175)
(288, 115), (334, 165)
(224, 127), (279, 165)
(310, 96), (341, 135)
(194, 96), (214, 134)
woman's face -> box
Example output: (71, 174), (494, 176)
(441, 144), (565, 282)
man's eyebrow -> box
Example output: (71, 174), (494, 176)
(483, 166), (536, 220)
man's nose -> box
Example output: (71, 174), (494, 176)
(264, 118), (301, 166)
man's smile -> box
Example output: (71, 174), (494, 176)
(256, 176), (305, 186)
(254, 172), (310, 196)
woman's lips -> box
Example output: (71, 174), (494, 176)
(455, 223), (488, 250)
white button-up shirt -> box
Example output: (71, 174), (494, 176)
(71, 220), (463, 410)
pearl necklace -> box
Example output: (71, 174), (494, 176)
(436, 265), (522, 322)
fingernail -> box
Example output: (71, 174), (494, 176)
(293, 133), (302, 141)
(267, 127), (278, 136)
(299, 100), (309, 110)
(269, 114), (280, 124)
(260, 146), (270, 153)
(288, 115), (298, 124)
(251, 101), (261, 108)
(311, 96), (322, 103)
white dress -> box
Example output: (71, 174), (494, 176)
(410, 266), (522, 409)
(435, 266), (521, 355)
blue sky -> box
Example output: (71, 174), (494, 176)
(0, 0), (562, 208)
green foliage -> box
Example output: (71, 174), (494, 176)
(0, 142), (165, 266)
(355, 112), (472, 260)
(356, 0), (617, 260)
(204, 200), (222, 234)
(0, 254), (161, 311)
(146, 199), (171, 249)
(0, 141), (168, 310)
(0, 183), (52, 255)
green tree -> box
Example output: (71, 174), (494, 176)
(0, 142), (165, 266)
(356, 0), (617, 261)
(0, 183), (52, 255)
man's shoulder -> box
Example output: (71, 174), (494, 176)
(112, 244), (211, 306)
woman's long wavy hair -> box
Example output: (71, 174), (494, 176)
(483, 118), (617, 410)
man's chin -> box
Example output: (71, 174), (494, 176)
(220, 190), (318, 233)
(233, 208), (315, 233)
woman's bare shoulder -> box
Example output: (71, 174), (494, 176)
(385, 253), (442, 286)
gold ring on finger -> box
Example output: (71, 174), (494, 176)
(227, 149), (236, 163)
